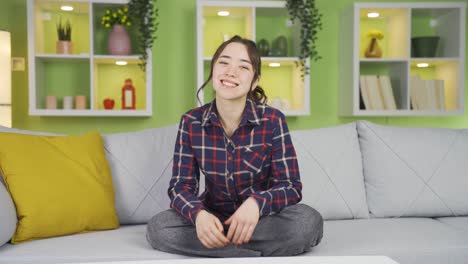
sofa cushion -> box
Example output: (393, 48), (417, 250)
(1, 219), (467, 264)
(290, 122), (369, 220)
(435, 217), (468, 232)
(0, 125), (178, 225)
(103, 125), (178, 224)
(357, 121), (468, 217)
(308, 218), (468, 264)
(0, 131), (119, 243)
(0, 225), (188, 263)
(0, 177), (16, 247)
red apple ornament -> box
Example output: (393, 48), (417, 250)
(103, 98), (115, 110)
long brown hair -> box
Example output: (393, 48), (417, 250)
(197, 35), (267, 105)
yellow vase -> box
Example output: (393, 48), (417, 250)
(365, 38), (383, 58)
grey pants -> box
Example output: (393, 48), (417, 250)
(146, 204), (323, 257)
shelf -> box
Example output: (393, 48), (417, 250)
(261, 60), (307, 114)
(32, 1), (90, 55)
(339, 2), (465, 116)
(411, 7), (462, 58)
(34, 59), (91, 110)
(30, 109), (151, 117)
(351, 109), (463, 116)
(197, 0), (310, 116)
(410, 59), (460, 111)
(93, 57), (147, 111)
(202, 6), (253, 57)
(359, 8), (409, 59)
(92, 2), (141, 56)
(256, 7), (300, 57)
(28, 0), (152, 116)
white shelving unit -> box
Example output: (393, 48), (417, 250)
(27, 0), (152, 116)
(196, 0), (310, 116)
(339, 2), (466, 116)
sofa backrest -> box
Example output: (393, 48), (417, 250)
(103, 125), (178, 224)
(291, 122), (369, 220)
(357, 120), (468, 218)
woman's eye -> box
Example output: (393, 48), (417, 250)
(218, 61), (228, 65)
(240, 66), (249, 70)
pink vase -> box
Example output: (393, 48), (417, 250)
(107, 25), (131, 55)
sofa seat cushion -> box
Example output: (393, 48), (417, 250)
(357, 121), (468, 217)
(435, 217), (468, 232)
(291, 123), (369, 220)
(306, 218), (468, 264)
(0, 225), (189, 263)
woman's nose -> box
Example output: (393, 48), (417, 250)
(225, 65), (237, 76)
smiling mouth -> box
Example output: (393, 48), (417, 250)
(221, 80), (238, 88)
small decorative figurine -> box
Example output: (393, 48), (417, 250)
(121, 78), (135, 110)
(103, 98), (115, 110)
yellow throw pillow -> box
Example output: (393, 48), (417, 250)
(0, 131), (119, 243)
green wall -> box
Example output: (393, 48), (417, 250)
(2, 0), (468, 134)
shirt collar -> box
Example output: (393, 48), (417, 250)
(201, 98), (262, 127)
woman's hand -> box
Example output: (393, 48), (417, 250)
(195, 210), (230, 249)
(224, 197), (260, 245)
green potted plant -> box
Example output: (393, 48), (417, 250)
(128, 0), (159, 71)
(56, 18), (72, 54)
(286, 0), (322, 77)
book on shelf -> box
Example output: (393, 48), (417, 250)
(426, 80), (439, 110)
(359, 75), (372, 110)
(435, 80), (445, 110)
(410, 75), (421, 110)
(378, 75), (397, 110)
(410, 75), (445, 111)
(362, 75), (384, 110)
(359, 75), (396, 110)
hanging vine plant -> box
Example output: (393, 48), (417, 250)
(286, 0), (322, 77)
(128, 0), (159, 71)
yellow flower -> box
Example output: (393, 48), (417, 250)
(367, 30), (384, 40)
(101, 5), (132, 28)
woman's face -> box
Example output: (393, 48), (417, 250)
(212, 42), (258, 103)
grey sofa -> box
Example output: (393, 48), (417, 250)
(0, 121), (467, 264)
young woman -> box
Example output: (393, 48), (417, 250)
(146, 35), (323, 257)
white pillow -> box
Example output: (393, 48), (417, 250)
(358, 121), (468, 217)
(291, 122), (369, 220)
(103, 125), (178, 224)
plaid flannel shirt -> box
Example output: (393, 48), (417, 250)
(168, 99), (302, 224)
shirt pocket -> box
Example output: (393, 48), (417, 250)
(241, 144), (269, 175)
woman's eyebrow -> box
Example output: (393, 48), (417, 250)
(219, 55), (252, 64)
(240, 59), (252, 64)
